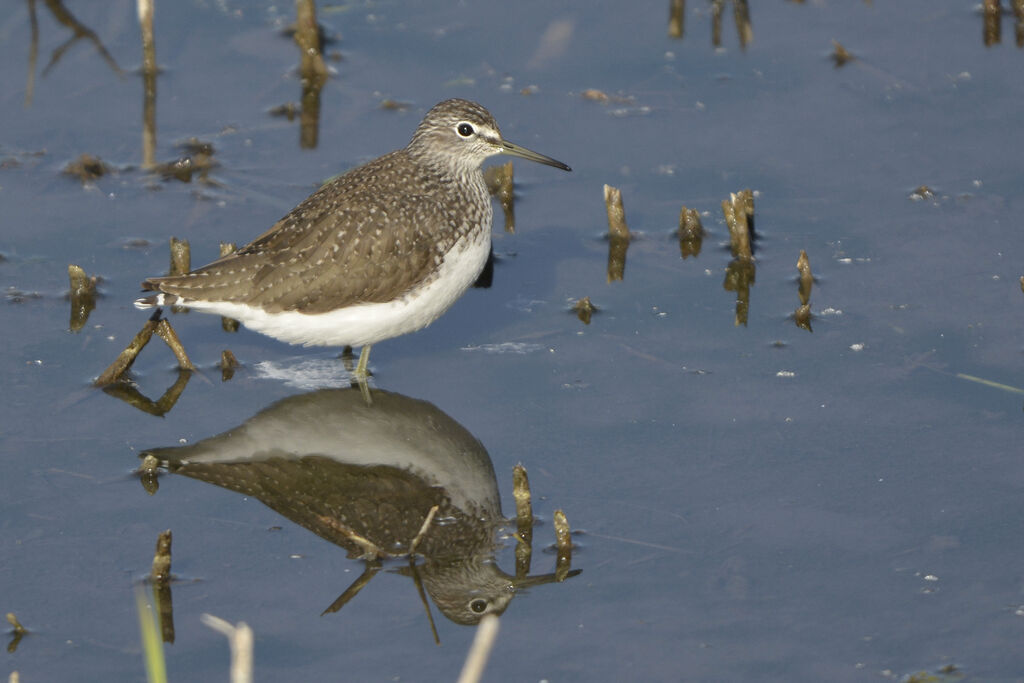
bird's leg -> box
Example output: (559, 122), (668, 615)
(354, 344), (372, 380)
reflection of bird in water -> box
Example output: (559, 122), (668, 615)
(141, 387), (577, 626)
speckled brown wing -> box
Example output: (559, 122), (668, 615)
(141, 151), (463, 314)
(170, 455), (456, 557)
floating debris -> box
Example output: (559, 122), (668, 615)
(572, 296), (595, 325)
(63, 154), (109, 182)
(155, 152), (217, 183)
(67, 264), (98, 332)
(831, 40), (854, 67)
(902, 664), (964, 683)
(668, 0), (685, 38)
(484, 161), (515, 233)
(269, 102), (300, 120)
(120, 238), (154, 250)
(379, 99), (412, 111)
(677, 206), (704, 259)
(179, 137), (214, 157)
(5, 287), (42, 304)
(604, 184), (631, 282)
(909, 185), (934, 201)
(581, 89), (610, 103)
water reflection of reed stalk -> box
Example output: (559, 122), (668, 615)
(668, 0), (685, 38)
(25, 0), (38, 106)
(294, 0), (328, 149)
(710, 0), (752, 49)
(139, 0), (157, 169)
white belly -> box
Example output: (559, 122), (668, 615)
(179, 231), (491, 348)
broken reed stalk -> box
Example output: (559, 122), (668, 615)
(408, 504), (439, 556)
(984, 0), (1001, 46)
(6, 614), (26, 636)
(677, 206), (704, 259)
(604, 184), (630, 282)
(220, 350), (238, 382)
(93, 318), (160, 385)
(832, 40), (854, 66)
(168, 237), (190, 276)
(722, 191), (753, 261)
(604, 184), (629, 240)
(484, 162), (516, 233)
(573, 296), (595, 325)
(512, 465), (533, 528)
(513, 464), (534, 577)
(68, 264), (98, 332)
(457, 614), (500, 683)
(668, 0), (685, 38)
(150, 530), (172, 583)
(552, 509), (572, 582)
(155, 319), (196, 371)
(150, 529), (176, 643)
(68, 264), (97, 298)
(797, 249), (813, 305)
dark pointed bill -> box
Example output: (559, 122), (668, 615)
(500, 139), (572, 172)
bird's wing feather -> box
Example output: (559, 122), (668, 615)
(142, 154), (463, 314)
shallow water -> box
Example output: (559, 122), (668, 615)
(2, 1), (1024, 680)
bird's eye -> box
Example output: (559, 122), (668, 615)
(469, 599), (488, 614)
(457, 123), (474, 137)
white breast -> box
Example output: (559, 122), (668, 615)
(178, 229), (492, 348)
